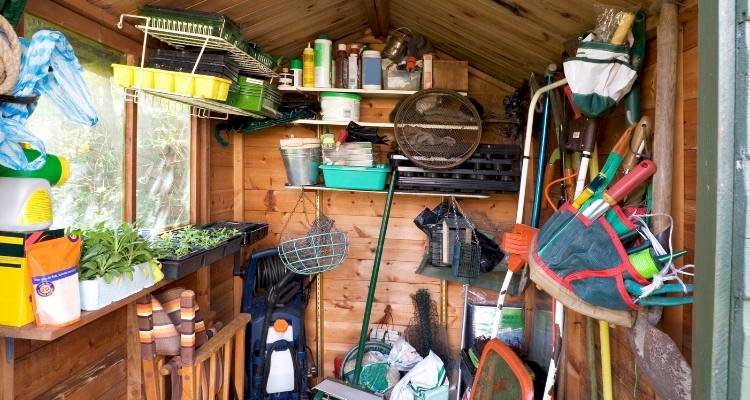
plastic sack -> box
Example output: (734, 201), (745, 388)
(342, 351), (400, 394)
(390, 351), (449, 400)
(414, 203), (505, 272)
(0, 30), (98, 171)
(388, 338), (424, 371)
(4, 30), (98, 125)
(25, 232), (82, 327)
(0, 121), (47, 170)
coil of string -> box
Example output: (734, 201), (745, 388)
(0, 15), (21, 95)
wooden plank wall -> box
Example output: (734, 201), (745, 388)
(239, 77), (515, 380)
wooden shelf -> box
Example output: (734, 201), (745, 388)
(0, 279), (170, 341)
(279, 87), (418, 98)
(286, 184), (490, 199)
(279, 87), (467, 98)
(291, 119), (481, 130)
(292, 119), (393, 128)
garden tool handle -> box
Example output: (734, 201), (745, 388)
(622, 116), (652, 172)
(605, 160), (657, 204)
(611, 12), (636, 45)
(581, 118), (598, 154)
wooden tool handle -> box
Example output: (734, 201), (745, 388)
(622, 116), (652, 171)
(611, 12), (636, 45)
(606, 160), (656, 203)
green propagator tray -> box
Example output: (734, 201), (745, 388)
(319, 164), (390, 191)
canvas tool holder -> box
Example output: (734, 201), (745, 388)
(528, 203), (649, 326)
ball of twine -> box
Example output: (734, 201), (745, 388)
(0, 15), (21, 95)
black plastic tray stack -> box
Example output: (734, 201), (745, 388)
(159, 222), (269, 280)
(391, 144), (522, 194)
(148, 49), (240, 82)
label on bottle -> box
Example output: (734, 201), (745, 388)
(348, 55), (358, 89)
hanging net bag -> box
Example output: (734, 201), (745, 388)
(278, 192), (349, 275)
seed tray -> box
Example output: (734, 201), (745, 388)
(199, 221), (269, 246)
(391, 144), (521, 194)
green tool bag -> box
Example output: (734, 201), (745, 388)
(562, 34), (638, 117)
(528, 203), (648, 326)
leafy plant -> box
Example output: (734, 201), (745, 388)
(151, 226), (240, 259)
(72, 223), (156, 283)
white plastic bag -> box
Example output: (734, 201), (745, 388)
(390, 352), (448, 400)
(387, 338), (423, 371)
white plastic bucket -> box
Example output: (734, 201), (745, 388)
(320, 92), (361, 121)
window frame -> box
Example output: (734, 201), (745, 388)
(21, 6), (199, 228)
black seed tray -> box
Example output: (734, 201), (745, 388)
(198, 221), (269, 246)
(391, 144), (522, 194)
(161, 251), (206, 280)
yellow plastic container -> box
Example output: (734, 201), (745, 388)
(112, 64), (134, 88)
(174, 72), (196, 96)
(194, 75), (232, 101)
(0, 230), (63, 327)
(153, 69), (175, 92)
(134, 68), (155, 89)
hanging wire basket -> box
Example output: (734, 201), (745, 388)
(277, 193), (349, 275)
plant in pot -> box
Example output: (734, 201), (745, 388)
(75, 223), (163, 310)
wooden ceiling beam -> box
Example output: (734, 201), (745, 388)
(363, 0), (389, 38)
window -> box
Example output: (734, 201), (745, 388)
(24, 15), (126, 229)
(135, 96), (191, 231)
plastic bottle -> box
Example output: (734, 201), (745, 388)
(0, 177), (53, 232)
(314, 34), (332, 88)
(290, 58), (302, 88)
(347, 44), (360, 89)
(334, 44), (349, 88)
(0, 148), (70, 186)
(362, 50), (382, 90)
(265, 319), (295, 394)
(302, 44), (314, 88)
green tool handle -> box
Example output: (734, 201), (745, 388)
(352, 171), (397, 385)
(638, 296), (694, 307)
(625, 279), (694, 296)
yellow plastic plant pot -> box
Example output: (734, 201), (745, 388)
(194, 75), (232, 101)
(174, 72), (196, 96)
(153, 69), (175, 93)
(111, 64), (134, 88)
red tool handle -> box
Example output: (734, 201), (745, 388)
(564, 85), (583, 120)
(606, 160), (657, 203)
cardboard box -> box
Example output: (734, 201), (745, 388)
(432, 60), (469, 92)
(0, 229), (64, 326)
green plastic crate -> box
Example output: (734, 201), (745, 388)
(319, 164), (390, 191)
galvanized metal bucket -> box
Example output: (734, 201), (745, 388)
(280, 146), (321, 186)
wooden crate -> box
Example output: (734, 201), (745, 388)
(432, 60), (469, 91)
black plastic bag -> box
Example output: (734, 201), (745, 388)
(413, 203), (504, 273)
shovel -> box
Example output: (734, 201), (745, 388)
(628, 312), (691, 400)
